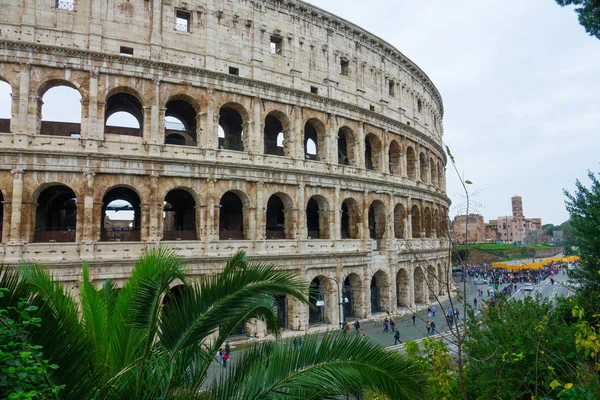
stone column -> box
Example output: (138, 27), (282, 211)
(333, 187), (340, 240)
(255, 181), (265, 240)
(205, 179), (216, 241)
(407, 198), (413, 239)
(148, 172), (161, 241)
(296, 184), (305, 239)
(409, 266), (416, 309)
(14, 64), (31, 148)
(358, 123), (365, 169)
(327, 114), (338, 164)
(291, 105), (303, 159)
(82, 172), (95, 242)
(252, 97), (263, 155)
(8, 168), (24, 243)
(84, 71), (101, 150)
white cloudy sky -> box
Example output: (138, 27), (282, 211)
(308, 0), (600, 225)
(1, 1), (598, 225)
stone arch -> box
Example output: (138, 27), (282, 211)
(396, 268), (410, 307)
(365, 133), (382, 171)
(0, 78), (11, 133)
(219, 103), (248, 151)
(343, 272), (362, 319)
(411, 205), (421, 239)
(427, 265), (437, 300)
(437, 161), (444, 189)
(163, 189), (197, 240)
(33, 184), (77, 243)
(419, 152), (427, 182)
(105, 88), (144, 137)
(306, 195), (330, 239)
(39, 81), (82, 137)
(304, 118), (325, 161)
(165, 95), (198, 146)
(101, 186), (142, 242)
(266, 192), (294, 239)
(388, 140), (402, 175)
(406, 146), (417, 180)
(338, 126), (357, 166)
(162, 284), (186, 308)
(413, 266), (427, 304)
(264, 111), (290, 156)
(308, 275), (335, 325)
(368, 200), (386, 241)
(219, 190), (249, 240)
(429, 158), (437, 187)
(437, 263), (445, 295)
(341, 197), (360, 239)
(424, 207), (432, 238)
(370, 270), (389, 314)
(394, 203), (405, 239)
(434, 209), (441, 237)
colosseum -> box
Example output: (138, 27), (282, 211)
(0, 0), (450, 332)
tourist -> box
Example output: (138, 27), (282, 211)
(298, 338), (303, 351)
(222, 352), (228, 368)
(430, 320), (436, 334)
(383, 317), (389, 333)
(426, 320), (431, 335)
(354, 319), (360, 335)
(217, 349), (224, 366)
(455, 309), (460, 321)
(473, 297), (478, 308)
(225, 341), (231, 357)
(412, 313), (416, 326)
(431, 306), (436, 317)
(427, 307), (432, 318)
(390, 318), (396, 333)
(394, 329), (402, 345)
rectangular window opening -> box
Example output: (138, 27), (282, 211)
(176, 11), (190, 32)
(229, 66), (239, 76)
(417, 99), (422, 113)
(56, 0), (74, 11)
(369, 104), (375, 112)
(310, 86), (318, 94)
(340, 59), (349, 76)
(270, 35), (283, 55)
(120, 46), (134, 57)
(389, 81), (395, 97)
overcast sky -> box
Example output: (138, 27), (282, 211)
(308, 0), (600, 225)
(1, 1), (598, 225)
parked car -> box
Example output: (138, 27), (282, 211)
(523, 283), (534, 291)
(473, 278), (488, 285)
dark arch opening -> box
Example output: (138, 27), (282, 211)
(164, 99), (197, 146)
(219, 107), (244, 151)
(394, 204), (405, 239)
(338, 127), (355, 166)
(419, 152), (427, 182)
(396, 269), (410, 307)
(411, 205), (421, 239)
(407, 147), (417, 180)
(370, 272), (387, 314)
(343, 273), (361, 319)
(266, 194), (286, 239)
(105, 92), (143, 137)
(424, 208), (433, 238)
(219, 191), (245, 240)
(306, 197), (320, 239)
(264, 114), (286, 156)
(309, 277), (325, 324)
(163, 190), (196, 240)
(34, 185), (77, 242)
(101, 187), (141, 242)
(304, 121), (319, 160)
(40, 85), (82, 137)
(341, 199), (360, 239)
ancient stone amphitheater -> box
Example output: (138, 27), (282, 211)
(0, 0), (450, 332)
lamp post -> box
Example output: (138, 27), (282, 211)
(320, 276), (348, 330)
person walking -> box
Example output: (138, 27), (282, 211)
(431, 306), (436, 317)
(217, 349), (224, 366)
(222, 352), (228, 368)
(426, 320), (431, 335)
(383, 317), (389, 333)
(394, 329), (402, 345)
(455, 309), (460, 321)
(473, 297), (478, 308)
(430, 320), (436, 335)
(354, 319), (360, 335)
(298, 338), (303, 351)
(427, 307), (432, 318)
(225, 341), (231, 357)
(390, 318), (396, 333)
(412, 313), (416, 326)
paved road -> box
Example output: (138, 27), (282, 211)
(510, 271), (570, 302)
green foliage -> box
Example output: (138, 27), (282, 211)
(405, 339), (460, 400)
(556, 0), (600, 40)
(464, 294), (588, 399)
(0, 288), (64, 399)
(0, 249), (426, 399)
(564, 171), (600, 290)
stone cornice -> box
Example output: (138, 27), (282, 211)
(0, 40), (447, 164)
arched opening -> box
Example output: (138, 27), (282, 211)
(396, 269), (410, 307)
(419, 152), (427, 182)
(218, 106), (244, 151)
(427, 265), (437, 300)
(164, 99), (197, 146)
(0, 80), (12, 133)
(341, 198), (360, 239)
(429, 158), (437, 187)
(364, 133), (381, 171)
(304, 119), (323, 161)
(434, 209), (441, 237)
(389, 140), (402, 175)
(105, 91), (143, 137)
(101, 187), (141, 241)
(368, 200), (386, 244)
(40, 85), (82, 137)
(394, 204), (405, 239)
(424, 207), (432, 238)
(34, 185), (77, 242)
(264, 113), (287, 156)
(414, 267), (426, 304)
(309, 276), (334, 325)
(219, 191), (245, 240)
(306, 196), (330, 239)
(343, 273), (361, 319)
(162, 284), (186, 309)
(338, 127), (356, 166)
(437, 161), (444, 189)
(266, 194), (291, 239)
(406, 146), (417, 180)
(370, 271), (388, 314)
(411, 205), (421, 239)
(163, 190), (196, 240)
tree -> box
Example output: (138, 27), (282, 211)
(0, 249), (425, 399)
(564, 171), (600, 290)
(555, 1), (600, 40)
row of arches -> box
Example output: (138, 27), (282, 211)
(0, 79), (445, 188)
(6, 183), (447, 243)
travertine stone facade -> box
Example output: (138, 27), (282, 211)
(0, 0), (450, 331)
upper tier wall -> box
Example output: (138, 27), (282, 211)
(0, 0), (444, 144)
